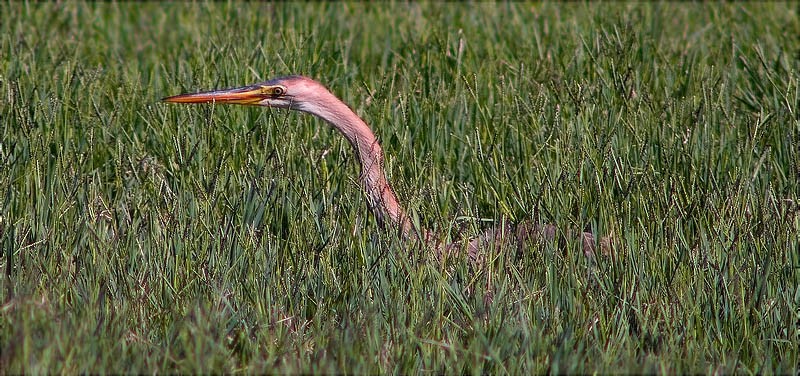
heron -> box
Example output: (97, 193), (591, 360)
(163, 75), (602, 264)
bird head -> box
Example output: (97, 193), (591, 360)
(162, 75), (325, 110)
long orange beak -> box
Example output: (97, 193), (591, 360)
(162, 85), (267, 105)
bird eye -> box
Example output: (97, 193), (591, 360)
(271, 87), (285, 96)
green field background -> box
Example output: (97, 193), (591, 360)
(1, 2), (798, 373)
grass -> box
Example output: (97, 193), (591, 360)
(1, 2), (799, 373)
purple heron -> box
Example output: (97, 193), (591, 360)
(163, 76), (603, 263)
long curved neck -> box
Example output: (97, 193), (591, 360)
(287, 83), (600, 263)
(296, 90), (414, 238)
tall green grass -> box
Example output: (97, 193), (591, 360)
(1, 2), (798, 373)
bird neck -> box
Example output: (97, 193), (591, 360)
(299, 92), (413, 237)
